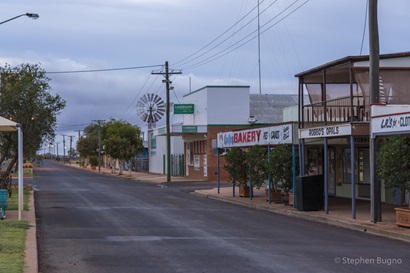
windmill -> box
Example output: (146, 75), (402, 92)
(137, 93), (165, 129)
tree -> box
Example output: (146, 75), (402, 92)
(266, 144), (296, 194)
(223, 147), (248, 187)
(77, 135), (99, 159)
(76, 122), (107, 161)
(103, 119), (143, 175)
(67, 148), (79, 159)
(377, 136), (410, 207)
(0, 63), (66, 178)
(246, 145), (268, 189)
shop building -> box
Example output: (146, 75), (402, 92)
(149, 85), (300, 181)
(295, 51), (410, 218)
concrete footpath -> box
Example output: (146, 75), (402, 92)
(5, 163), (410, 273)
(5, 188), (37, 273)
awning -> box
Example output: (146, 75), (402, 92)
(0, 116), (23, 220)
(0, 116), (18, 132)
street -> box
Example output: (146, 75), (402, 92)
(35, 161), (409, 273)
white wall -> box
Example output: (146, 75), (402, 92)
(182, 86), (250, 126)
(183, 87), (208, 125)
(207, 86), (250, 124)
(149, 132), (184, 174)
(283, 106), (298, 122)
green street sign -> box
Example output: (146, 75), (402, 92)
(182, 126), (198, 133)
(174, 104), (194, 114)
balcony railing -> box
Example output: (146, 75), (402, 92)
(302, 96), (369, 128)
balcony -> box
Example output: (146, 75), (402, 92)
(302, 95), (369, 128)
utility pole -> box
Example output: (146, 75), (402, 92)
(369, 0), (381, 223)
(62, 135), (67, 163)
(75, 130), (82, 166)
(75, 130), (82, 140)
(152, 61), (182, 183)
(257, 0), (262, 95)
(56, 142), (59, 160)
(69, 135), (75, 165)
(92, 120), (104, 173)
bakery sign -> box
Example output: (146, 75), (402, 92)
(217, 124), (293, 148)
(299, 124), (352, 139)
(371, 112), (410, 135)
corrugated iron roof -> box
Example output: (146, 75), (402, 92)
(250, 94), (307, 124)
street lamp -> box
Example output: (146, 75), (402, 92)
(0, 13), (39, 25)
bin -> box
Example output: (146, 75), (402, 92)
(295, 174), (324, 211)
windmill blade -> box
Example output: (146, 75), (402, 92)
(157, 101), (165, 109)
(140, 94), (149, 104)
(153, 112), (162, 122)
(153, 94), (163, 104)
(148, 93), (154, 103)
(156, 108), (165, 116)
(140, 113), (149, 122)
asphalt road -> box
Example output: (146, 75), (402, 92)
(35, 161), (410, 273)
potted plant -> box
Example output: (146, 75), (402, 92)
(246, 145), (268, 192)
(266, 144), (296, 203)
(89, 155), (99, 170)
(377, 136), (410, 227)
(223, 147), (249, 197)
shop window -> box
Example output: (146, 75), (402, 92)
(307, 148), (320, 175)
(358, 148), (370, 184)
(343, 148), (357, 183)
(343, 147), (370, 184)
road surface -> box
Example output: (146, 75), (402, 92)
(35, 161), (409, 273)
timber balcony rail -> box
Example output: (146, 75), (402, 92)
(302, 96), (369, 127)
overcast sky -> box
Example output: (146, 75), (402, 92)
(1, 0), (410, 155)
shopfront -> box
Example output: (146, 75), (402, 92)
(299, 123), (370, 218)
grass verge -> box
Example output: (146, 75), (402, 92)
(0, 221), (30, 273)
(7, 189), (29, 211)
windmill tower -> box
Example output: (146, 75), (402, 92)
(137, 93), (165, 129)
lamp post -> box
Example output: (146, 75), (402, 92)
(0, 13), (39, 25)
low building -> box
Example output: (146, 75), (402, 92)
(149, 85), (301, 181)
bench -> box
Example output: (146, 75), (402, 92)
(0, 189), (8, 219)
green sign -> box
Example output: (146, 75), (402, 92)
(174, 104), (194, 114)
(158, 128), (166, 135)
(182, 126), (198, 133)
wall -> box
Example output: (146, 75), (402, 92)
(183, 87), (208, 125)
(207, 86), (250, 125)
(181, 86), (251, 181)
(206, 125), (251, 182)
(149, 132), (184, 174)
(183, 86), (250, 126)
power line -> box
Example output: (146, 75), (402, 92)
(175, 0), (278, 69)
(46, 64), (163, 74)
(173, 0), (268, 67)
(182, 0), (309, 71)
(118, 73), (154, 120)
(360, 0), (369, 55)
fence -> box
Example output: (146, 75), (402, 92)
(171, 154), (184, 176)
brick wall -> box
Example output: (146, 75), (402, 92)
(205, 125), (251, 182)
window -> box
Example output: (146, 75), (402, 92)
(343, 148), (357, 183)
(306, 148), (320, 175)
